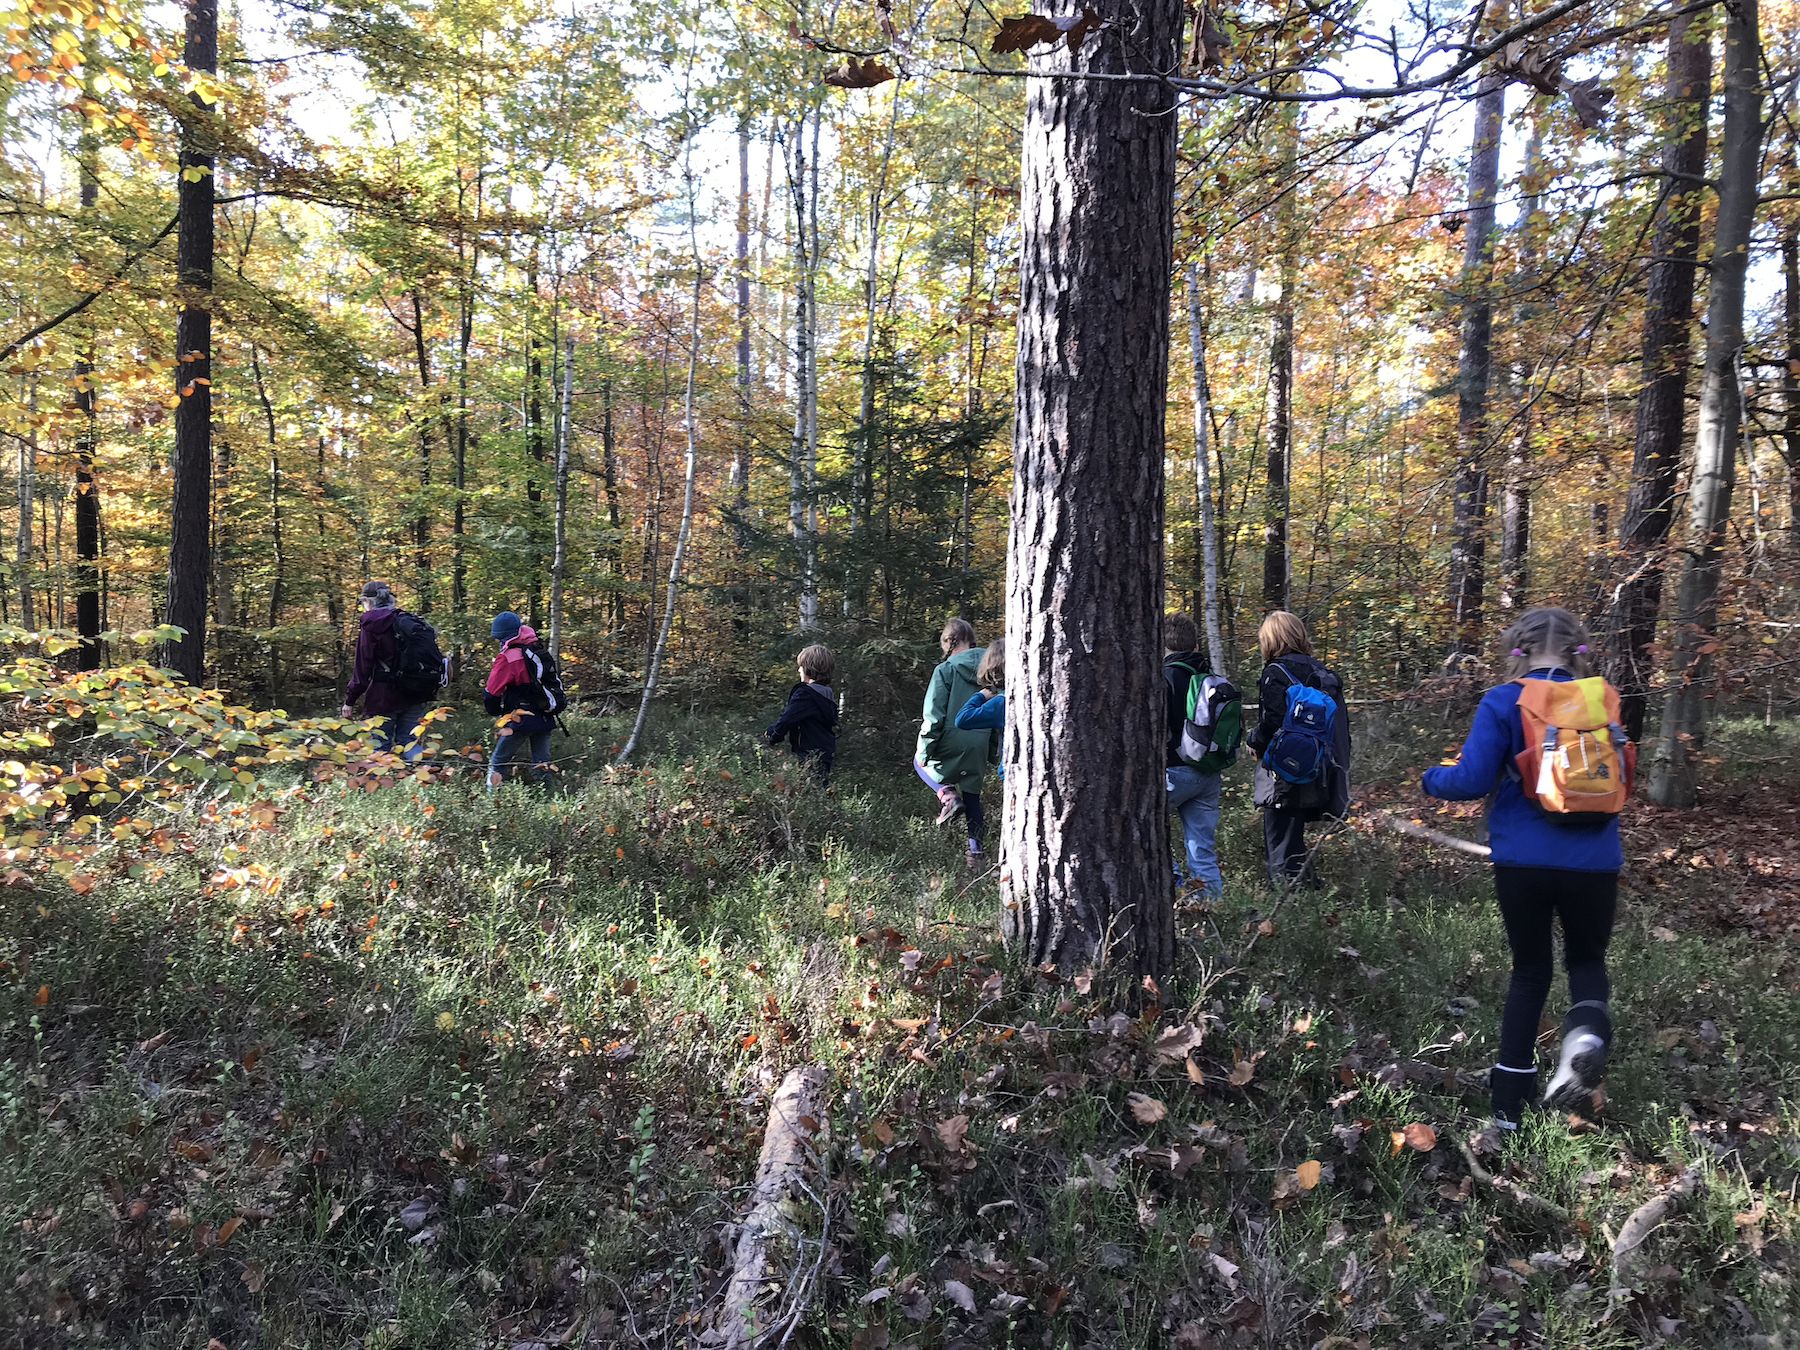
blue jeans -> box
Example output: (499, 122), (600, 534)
(1166, 765), (1223, 893)
(488, 721), (553, 787)
(377, 705), (427, 763)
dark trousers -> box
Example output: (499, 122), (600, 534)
(962, 791), (985, 852)
(1263, 809), (1313, 884)
(1491, 866), (1617, 1102)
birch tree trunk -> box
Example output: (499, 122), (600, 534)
(549, 334), (574, 659)
(1649, 0), (1764, 806)
(163, 0), (216, 684)
(1184, 262), (1227, 676)
(786, 111), (821, 632)
(1445, 62), (1506, 659)
(1003, 0), (1181, 988)
(1609, 14), (1711, 739)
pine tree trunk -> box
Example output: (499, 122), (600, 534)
(1648, 0), (1764, 807)
(1610, 14), (1711, 740)
(1184, 262), (1227, 676)
(1783, 218), (1800, 544)
(550, 335), (574, 659)
(1002, 0), (1180, 988)
(1445, 66), (1506, 659)
(163, 0), (217, 685)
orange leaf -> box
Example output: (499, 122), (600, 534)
(34, 984), (49, 1006)
(1295, 1159), (1322, 1190)
(217, 1215), (243, 1244)
(1401, 1122), (1438, 1152)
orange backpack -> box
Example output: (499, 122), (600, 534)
(1513, 676), (1634, 823)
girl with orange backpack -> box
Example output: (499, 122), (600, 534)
(1422, 607), (1632, 1129)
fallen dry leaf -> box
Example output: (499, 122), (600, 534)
(1296, 1159), (1323, 1190)
(1128, 1092), (1168, 1125)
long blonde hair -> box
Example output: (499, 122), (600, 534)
(976, 635), (1006, 690)
(1500, 607), (1593, 678)
(1258, 610), (1313, 664)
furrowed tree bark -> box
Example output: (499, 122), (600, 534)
(1184, 261), (1228, 676)
(549, 334), (574, 660)
(1648, 0), (1764, 807)
(1445, 56), (1505, 660)
(163, 0), (217, 685)
(1609, 14), (1711, 739)
(1002, 0), (1180, 988)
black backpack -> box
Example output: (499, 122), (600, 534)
(377, 612), (446, 701)
(520, 644), (567, 717)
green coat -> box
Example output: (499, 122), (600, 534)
(916, 647), (994, 789)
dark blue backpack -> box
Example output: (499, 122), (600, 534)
(1264, 663), (1337, 785)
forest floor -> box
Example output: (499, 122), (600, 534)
(3, 707), (1797, 1349)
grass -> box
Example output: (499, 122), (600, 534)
(2, 707), (1796, 1348)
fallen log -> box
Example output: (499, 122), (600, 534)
(1609, 1160), (1705, 1309)
(1376, 812), (1492, 859)
(715, 1064), (830, 1348)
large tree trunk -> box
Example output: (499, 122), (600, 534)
(163, 0), (217, 685)
(1183, 262), (1228, 676)
(1445, 65), (1506, 658)
(1648, 0), (1764, 807)
(1609, 15), (1711, 740)
(1002, 0), (1180, 988)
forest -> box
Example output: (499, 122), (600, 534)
(2, 0), (1799, 1344)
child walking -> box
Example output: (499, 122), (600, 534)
(916, 618), (995, 867)
(483, 612), (565, 789)
(953, 637), (1006, 779)
(765, 643), (839, 783)
(1422, 607), (1628, 1128)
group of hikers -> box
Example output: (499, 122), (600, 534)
(764, 603), (1627, 1133)
(339, 580), (568, 789)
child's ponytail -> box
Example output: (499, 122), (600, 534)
(1500, 607), (1594, 679)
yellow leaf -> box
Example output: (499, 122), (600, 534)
(1296, 1159), (1322, 1190)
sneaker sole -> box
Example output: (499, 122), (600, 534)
(1545, 1046), (1606, 1110)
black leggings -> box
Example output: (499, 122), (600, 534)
(1492, 866), (1617, 1072)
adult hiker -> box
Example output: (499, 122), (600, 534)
(765, 643), (839, 784)
(1163, 613), (1242, 896)
(1246, 610), (1350, 887)
(483, 611), (566, 789)
(341, 581), (446, 761)
(1422, 606), (1629, 1130)
(915, 617), (995, 868)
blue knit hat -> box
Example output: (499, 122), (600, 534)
(491, 611), (523, 642)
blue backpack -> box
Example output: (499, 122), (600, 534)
(1264, 663), (1337, 785)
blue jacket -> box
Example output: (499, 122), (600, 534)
(955, 692), (1005, 779)
(1421, 670), (1622, 873)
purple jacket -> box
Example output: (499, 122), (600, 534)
(346, 607), (409, 715)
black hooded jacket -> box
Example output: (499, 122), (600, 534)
(1249, 652), (1351, 819)
(767, 682), (838, 775)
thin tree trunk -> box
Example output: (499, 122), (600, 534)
(1783, 214), (1800, 543)
(601, 376), (624, 642)
(550, 334), (574, 659)
(72, 115), (101, 667)
(1648, 0), (1764, 807)
(1003, 0), (1180, 988)
(163, 0), (217, 684)
(408, 289), (435, 611)
(787, 112), (820, 631)
(251, 345), (284, 700)
(618, 95), (705, 763)
(1263, 106), (1297, 614)
(1445, 56), (1506, 659)
(318, 434), (345, 688)
(1610, 14), (1712, 739)
(1498, 117), (1548, 616)
(527, 260), (546, 619)
(16, 371), (33, 630)
(731, 120), (754, 542)
(1184, 262), (1227, 676)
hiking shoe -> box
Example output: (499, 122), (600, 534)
(935, 797), (965, 826)
(1543, 1030), (1607, 1110)
(965, 849), (986, 872)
